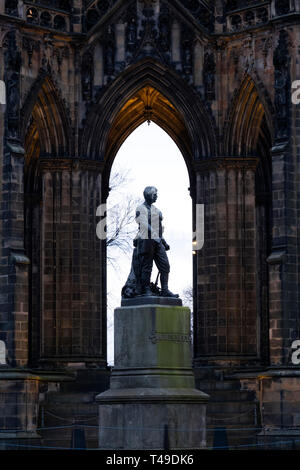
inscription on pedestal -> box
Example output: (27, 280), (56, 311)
(149, 332), (191, 344)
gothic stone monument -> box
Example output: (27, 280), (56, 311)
(97, 187), (208, 449)
(1, 0), (300, 450)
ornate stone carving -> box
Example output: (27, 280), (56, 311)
(41, 34), (54, 72)
(158, 3), (171, 58)
(275, 0), (290, 16)
(4, 31), (21, 140)
(81, 50), (94, 101)
(203, 51), (216, 101)
(138, 0), (159, 55)
(273, 30), (290, 142)
(181, 25), (194, 77)
(261, 36), (272, 67)
(23, 37), (40, 67)
(103, 25), (115, 77)
(125, 3), (138, 62)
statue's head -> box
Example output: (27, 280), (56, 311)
(143, 186), (158, 204)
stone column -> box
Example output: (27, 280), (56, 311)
(193, 158), (259, 365)
(0, 142), (30, 367)
(33, 159), (106, 367)
(171, 20), (181, 64)
(266, 28), (298, 367)
(267, 144), (299, 367)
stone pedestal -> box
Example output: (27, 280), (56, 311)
(96, 302), (209, 450)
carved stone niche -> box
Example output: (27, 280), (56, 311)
(181, 25), (194, 77)
(84, 1), (117, 32)
(203, 51), (216, 101)
(4, 31), (21, 140)
(81, 51), (94, 101)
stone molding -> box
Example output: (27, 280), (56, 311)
(37, 157), (104, 172)
(194, 156), (259, 172)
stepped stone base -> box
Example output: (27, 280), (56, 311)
(98, 387), (207, 450)
(97, 304), (209, 450)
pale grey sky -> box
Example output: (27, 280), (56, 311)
(107, 122), (192, 364)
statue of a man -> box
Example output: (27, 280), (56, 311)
(134, 186), (178, 298)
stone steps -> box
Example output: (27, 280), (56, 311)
(38, 376), (260, 449)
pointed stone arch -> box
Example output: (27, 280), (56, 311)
(21, 76), (73, 365)
(224, 74), (274, 157)
(222, 73), (274, 365)
(22, 75), (72, 165)
(81, 58), (217, 195)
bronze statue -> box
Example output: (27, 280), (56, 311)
(122, 186), (179, 299)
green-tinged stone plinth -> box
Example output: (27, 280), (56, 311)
(96, 305), (209, 450)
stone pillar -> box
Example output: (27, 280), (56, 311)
(0, 143), (30, 367)
(193, 158), (259, 365)
(266, 29), (298, 367)
(97, 300), (208, 450)
(32, 159), (106, 366)
(267, 145), (298, 366)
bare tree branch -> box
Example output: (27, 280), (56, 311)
(181, 285), (193, 310)
(106, 167), (141, 269)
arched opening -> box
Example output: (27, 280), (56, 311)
(82, 59), (216, 165)
(229, 76), (273, 365)
(82, 68), (213, 368)
(203, 74), (273, 364)
(23, 61), (213, 370)
(22, 62), (274, 372)
(106, 122), (192, 364)
(23, 77), (73, 365)
(88, 75), (204, 367)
